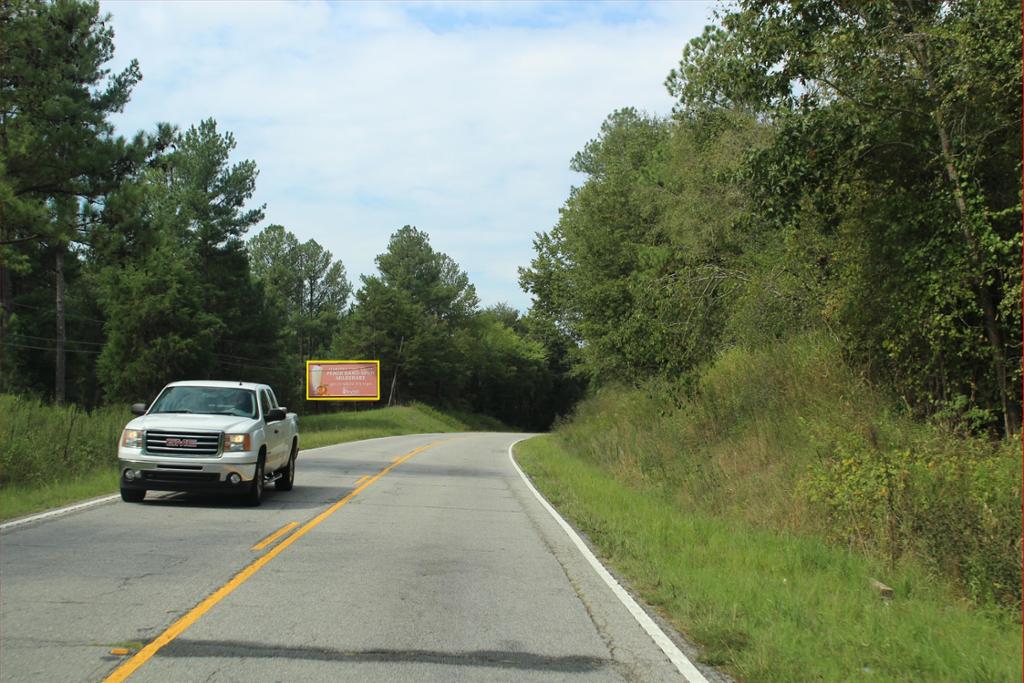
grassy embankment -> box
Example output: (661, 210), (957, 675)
(299, 403), (507, 449)
(515, 333), (1021, 682)
(0, 396), (508, 521)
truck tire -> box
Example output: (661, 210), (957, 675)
(275, 442), (297, 491)
(121, 488), (145, 503)
(242, 454), (265, 507)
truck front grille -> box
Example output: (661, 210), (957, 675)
(144, 430), (221, 457)
(141, 470), (220, 484)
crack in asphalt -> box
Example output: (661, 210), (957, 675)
(159, 639), (611, 673)
(508, 455), (681, 682)
(508, 473), (639, 682)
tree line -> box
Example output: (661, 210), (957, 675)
(520, 1), (1021, 436)
(3, 0), (1018, 435)
(0, 0), (580, 430)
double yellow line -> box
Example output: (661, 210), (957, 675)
(104, 440), (444, 682)
(250, 522), (298, 551)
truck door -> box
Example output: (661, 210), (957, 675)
(261, 389), (285, 468)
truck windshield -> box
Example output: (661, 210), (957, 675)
(149, 387), (257, 419)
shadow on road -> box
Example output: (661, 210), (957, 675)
(161, 639), (610, 674)
(142, 485), (355, 511)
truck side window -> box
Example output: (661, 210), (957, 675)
(260, 390), (272, 419)
(268, 389), (279, 409)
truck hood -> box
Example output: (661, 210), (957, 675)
(126, 413), (258, 433)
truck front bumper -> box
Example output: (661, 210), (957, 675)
(118, 449), (259, 493)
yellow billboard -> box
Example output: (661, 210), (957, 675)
(305, 360), (380, 401)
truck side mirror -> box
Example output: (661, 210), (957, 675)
(131, 403), (148, 416)
(265, 407), (286, 422)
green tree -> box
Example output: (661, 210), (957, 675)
(249, 224), (351, 361)
(94, 120), (282, 402)
(95, 235), (222, 402)
(520, 107), (778, 390)
(334, 274), (421, 405)
(518, 308), (586, 427)
(376, 226), (479, 321)
(294, 238), (350, 356)
(336, 227), (476, 405)
(482, 302), (522, 331)
(333, 226), (562, 426)
(248, 224), (301, 312)
(0, 0), (147, 401)
(666, 0), (1021, 434)
(521, 109), (698, 383)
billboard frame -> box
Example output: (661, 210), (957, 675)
(305, 359), (381, 401)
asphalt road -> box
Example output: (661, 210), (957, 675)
(1, 433), (713, 682)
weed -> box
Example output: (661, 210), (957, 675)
(549, 333), (1021, 608)
(515, 435), (1022, 681)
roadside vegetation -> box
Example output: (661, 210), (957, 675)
(517, 0), (1019, 595)
(0, 397), (509, 521)
(520, 3), (1020, 440)
(299, 403), (509, 450)
(512, 3), (1021, 680)
(551, 335), (1021, 610)
(516, 434), (1021, 682)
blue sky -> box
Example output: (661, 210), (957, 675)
(101, 0), (718, 311)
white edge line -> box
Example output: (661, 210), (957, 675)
(508, 438), (710, 683)
(0, 493), (120, 533)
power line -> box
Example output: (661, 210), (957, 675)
(8, 302), (106, 325)
(9, 334), (285, 356)
(1, 341), (300, 370)
(2, 341), (101, 355)
(213, 355), (295, 374)
(3, 335), (301, 372)
(9, 333), (105, 347)
(9, 335), (291, 357)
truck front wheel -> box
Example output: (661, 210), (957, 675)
(242, 455), (265, 507)
(275, 442), (297, 491)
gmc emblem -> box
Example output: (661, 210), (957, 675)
(166, 438), (198, 448)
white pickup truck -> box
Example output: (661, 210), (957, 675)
(118, 380), (299, 506)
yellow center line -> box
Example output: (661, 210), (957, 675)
(354, 475), (369, 486)
(250, 522), (298, 552)
(103, 438), (451, 683)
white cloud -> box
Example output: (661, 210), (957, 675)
(102, 0), (716, 310)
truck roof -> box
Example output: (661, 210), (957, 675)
(165, 380), (270, 391)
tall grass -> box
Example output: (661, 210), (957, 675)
(554, 333), (1021, 609)
(516, 436), (1022, 682)
(0, 395), (128, 487)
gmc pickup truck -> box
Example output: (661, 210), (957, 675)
(118, 380), (299, 506)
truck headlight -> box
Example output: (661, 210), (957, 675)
(224, 434), (251, 452)
(121, 429), (143, 448)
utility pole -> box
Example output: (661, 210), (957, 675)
(55, 246), (65, 404)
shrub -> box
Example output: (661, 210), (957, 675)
(800, 428), (1021, 608)
(553, 333), (1022, 609)
(0, 395), (129, 487)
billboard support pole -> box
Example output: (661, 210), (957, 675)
(387, 336), (404, 408)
